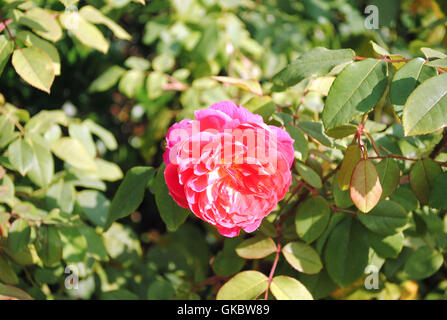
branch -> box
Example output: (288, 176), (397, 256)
(430, 128), (447, 159)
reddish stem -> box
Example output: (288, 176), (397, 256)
(354, 56), (412, 63)
(264, 242), (281, 300)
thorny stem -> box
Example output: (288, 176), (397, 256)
(0, 16), (21, 50)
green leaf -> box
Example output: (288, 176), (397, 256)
(295, 196), (330, 243)
(285, 125), (309, 161)
(104, 166), (154, 231)
(102, 289), (139, 300)
(244, 96), (276, 121)
(323, 59), (388, 130)
(152, 53), (175, 72)
(7, 219), (31, 254)
(358, 200), (408, 235)
(325, 215), (369, 287)
(370, 40), (390, 56)
(19, 8), (62, 42)
(213, 250), (245, 277)
(429, 172), (447, 209)
(0, 254), (19, 285)
(213, 238), (245, 277)
(0, 35), (14, 76)
(154, 164), (189, 232)
(216, 271), (268, 300)
(25, 110), (68, 134)
(296, 270), (337, 300)
(0, 283), (33, 300)
(235, 235), (277, 259)
(0, 174), (14, 205)
(78, 226), (108, 261)
(16, 31), (61, 76)
(58, 226), (87, 263)
(103, 223), (142, 267)
(119, 69), (145, 98)
(298, 121), (333, 147)
(79, 5), (131, 40)
(77, 190), (109, 228)
(4, 244), (38, 266)
(282, 241), (323, 274)
(46, 181), (76, 214)
(146, 71), (167, 99)
(59, 12), (109, 53)
(333, 172), (354, 209)
(147, 279), (175, 300)
(270, 276), (313, 300)
(193, 22), (219, 61)
(325, 124), (357, 139)
(350, 159), (382, 213)
(296, 162), (322, 189)
(8, 138), (34, 176)
(421, 47), (447, 59)
(27, 134), (54, 187)
(404, 246), (443, 280)
(69, 123), (96, 157)
(376, 158), (400, 199)
(12, 47), (55, 93)
(35, 225), (63, 267)
(51, 137), (97, 171)
(390, 184), (418, 212)
(88, 66), (125, 92)
(403, 73), (447, 136)
(367, 231), (404, 259)
(272, 47), (355, 87)
(124, 56), (150, 71)
(212, 76), (263, 96)
(83, 120), (118, 151)
(0, 114), (18, 148)
(338, 145), (362, 191)
(409, 158), (442, 205)
(426, 58), (447, 68)
(390, 58), (437, 114)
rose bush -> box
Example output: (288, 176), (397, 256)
(1, 0), (447, 301)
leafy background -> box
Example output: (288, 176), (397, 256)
(1, 0), (447, 300)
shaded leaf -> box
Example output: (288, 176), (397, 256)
(404, 246), (443, 280)
(104, 166), (154, 231)
(295, 196), (330, 243)
(409, 158), (442, 205)
(325, 215), (369, 287)
(358, 200), (408, 235)
(273, 47), (355, 87)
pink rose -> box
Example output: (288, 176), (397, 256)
(163, 101), (294, 237)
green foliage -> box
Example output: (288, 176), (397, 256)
(1, 0), (447, 302)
